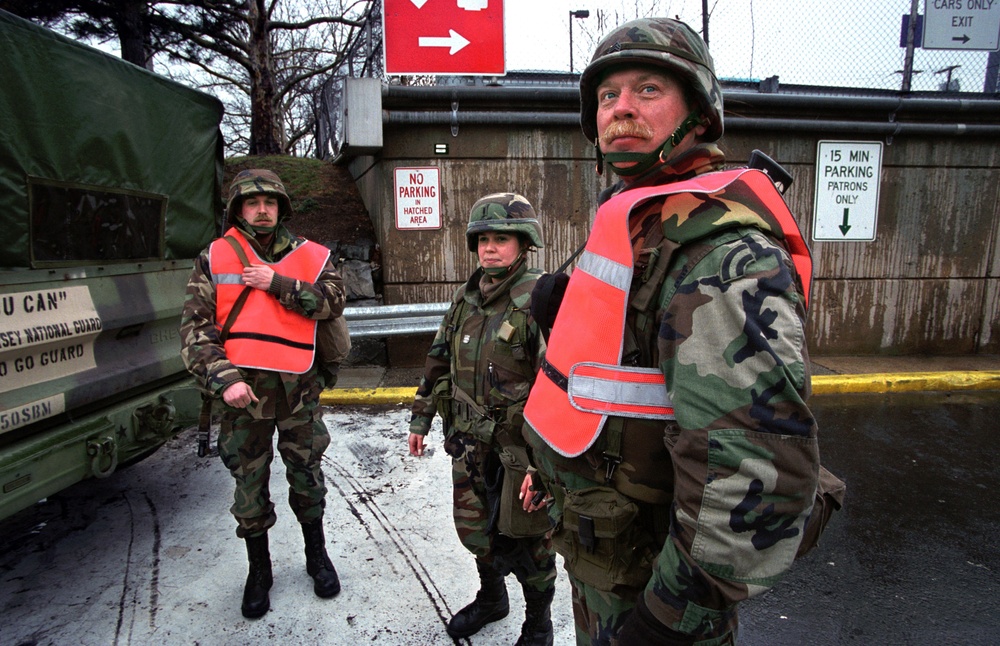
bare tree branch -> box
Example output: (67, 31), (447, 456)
(4, 0), (376, 156)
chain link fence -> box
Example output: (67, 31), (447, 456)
(575, 1), (999, 94)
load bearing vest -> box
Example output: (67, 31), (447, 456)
(210, 228), (331, 374)
(524, 168), (812, 458)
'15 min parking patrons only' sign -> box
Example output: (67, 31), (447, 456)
(812, 140), (883, 241)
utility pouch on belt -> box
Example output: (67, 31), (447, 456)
(450, 384), (496, 444)
(553, 486), (655, 591)
(796, 464), (847, 558)
(497, 446), (552, 539)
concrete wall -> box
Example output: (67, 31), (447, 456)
(343, 84), (1000, 358)
(723, 132), (1000, 355)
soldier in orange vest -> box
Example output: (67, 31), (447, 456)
(180, 169), (347, 619)
(519, 18), (838, 646)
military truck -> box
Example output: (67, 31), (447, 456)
(0, 10), (224, 521)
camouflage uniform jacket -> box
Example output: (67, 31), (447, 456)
(179, 221), (346, 403)
(409, 262), (545, 449)
(525, 144), (820, 639)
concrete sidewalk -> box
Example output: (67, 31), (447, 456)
(321, 355), (1000, 405)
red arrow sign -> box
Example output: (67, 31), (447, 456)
(383, 0), (505, 75)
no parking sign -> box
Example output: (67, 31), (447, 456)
(394, 167), (441, 230)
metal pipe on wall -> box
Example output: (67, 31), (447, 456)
(383, 84), (1000, 115)
(383, 110), (1000, 137)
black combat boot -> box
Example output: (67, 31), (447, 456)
(241, 533), (273, 619)
(302, 518), (341, 598)
(514, 586), (555, 646)
(446, 560), (510, 638)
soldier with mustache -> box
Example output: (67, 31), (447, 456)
(519, 18), (836, 646)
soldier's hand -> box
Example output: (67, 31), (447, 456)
(408, 432), (425, 457)
(520, 471), (550, 512)
(222, 382), (258, 408)
(242, 264), (276, 290)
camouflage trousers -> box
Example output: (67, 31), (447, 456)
(218, 370), (329, 539)
(567, 570), (634, 646)
(445, 432), (556, 593)
(568, 572), (737, 646)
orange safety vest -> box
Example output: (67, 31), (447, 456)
(524, 168), (811, 457)
(210, 228), (330, 374)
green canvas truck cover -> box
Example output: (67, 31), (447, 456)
(0, 9), (224, 266)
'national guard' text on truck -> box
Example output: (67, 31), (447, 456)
(0, 10), (224, 521)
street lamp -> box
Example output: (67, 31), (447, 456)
(569, 9), (590, 74)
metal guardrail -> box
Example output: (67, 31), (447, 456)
(342, 302), (450, 338)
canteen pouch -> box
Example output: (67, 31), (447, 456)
(796, 464), (847, 558)
(316, 316), (351, 375)
(553, 486), (655, 591)
(448, 411), (496, 444)
(497, 446), (552, 539)
(431, 376), (453, 432)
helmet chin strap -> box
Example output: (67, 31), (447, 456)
(482, 252), (525, 280)
(599, 110), (703, 177)
(236, 218), (278, 237)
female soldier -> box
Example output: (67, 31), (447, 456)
(408, 193), (556, 646)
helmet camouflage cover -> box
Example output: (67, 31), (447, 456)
(579, 17), (724, 144)
(226, 168), (293, 224)
(465, 192), (544, 251)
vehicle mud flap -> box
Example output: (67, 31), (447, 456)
(197, 394), (213, 457)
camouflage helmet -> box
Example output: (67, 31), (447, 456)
(226, 168), (293, 224)
(465, 193), (544, 252)
(579, 17), (724, 144)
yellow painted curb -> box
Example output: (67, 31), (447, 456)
(811, 371), (1000, 395)
(321, 387), (417, 406)
(320, 371), (1000, 405)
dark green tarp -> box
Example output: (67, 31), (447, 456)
(0, 9), (224, 267)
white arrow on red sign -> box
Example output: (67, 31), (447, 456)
(418, 30), (470, 55)
(384, 0), (505, 75)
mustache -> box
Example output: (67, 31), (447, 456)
(599, 120), (654, 148)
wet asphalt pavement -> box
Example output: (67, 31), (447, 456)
(740, 390), (999, 645)
(1, 390), (998, 645)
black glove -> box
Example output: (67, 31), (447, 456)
(530, 272), (570, 340)
(616, 594), (697, 646)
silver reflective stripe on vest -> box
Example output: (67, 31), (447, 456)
(212, 273), (244, 285)
(577, 249), (632, 291)
(567, 362), (675, 420)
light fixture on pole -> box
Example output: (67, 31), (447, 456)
(569, 9), (590, 74)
